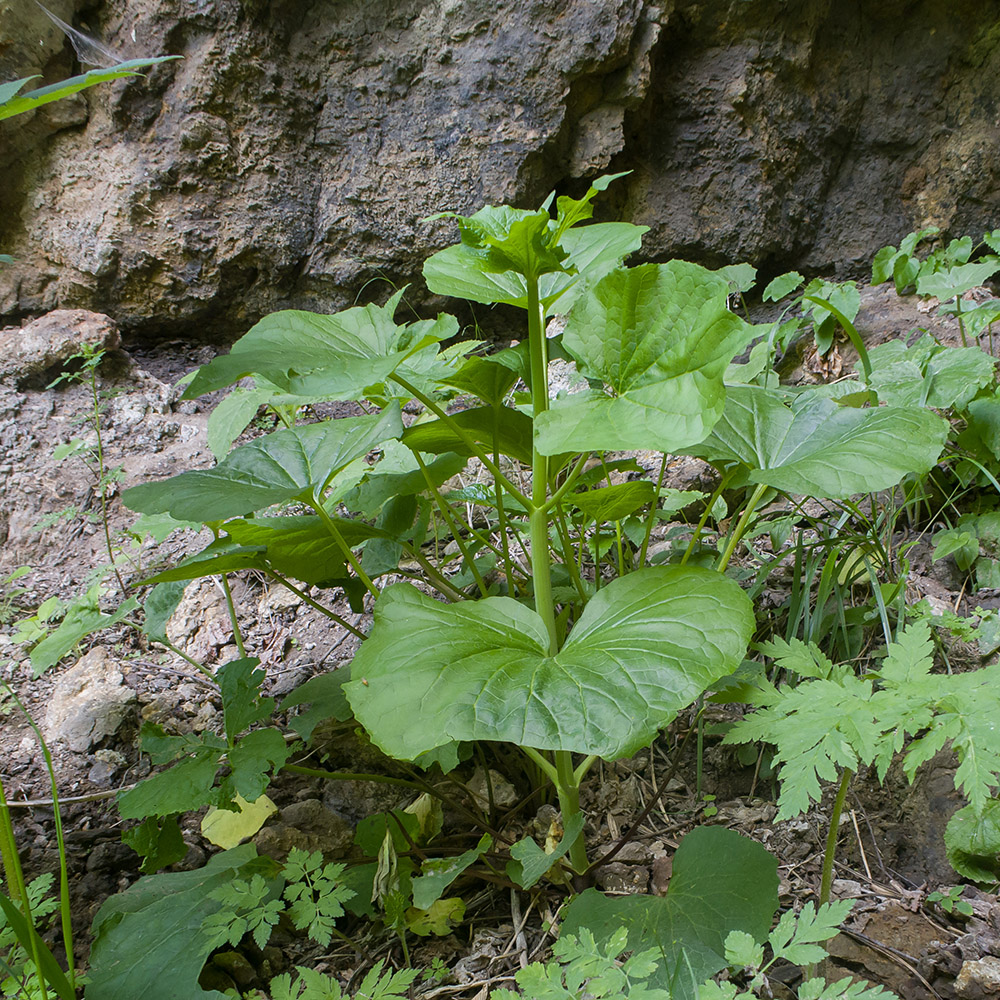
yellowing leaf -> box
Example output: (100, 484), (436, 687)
(201, 794), (277, 849)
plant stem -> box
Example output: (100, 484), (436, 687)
(89, 366), (127, 597)
(637, 454), (668, 568)
(219, 573), (247, 658)
(554, 750), (588, 873)
(5, 684), (75, 993)
(526, 272), (558, 653)
(681, 475), (729, 566)
(414, 451), (489, 597)
(820, 767), (853, 906)
(390, 374), (532, 510)
(263, 572), (367, 639)
(716, 482), (769, 574)
(954, 295), (968, 348)
(309, 500), (379, 598)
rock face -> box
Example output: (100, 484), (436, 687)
(2, 0), (1000, 340)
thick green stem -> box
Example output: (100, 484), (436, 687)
(414, 451), (489, 597)
(554, 750), (588, 872)
(638, 454), (668, 568)
(716, 482), (769, 574)
(820, 767), (853, 906)
(310, 500), (379, 598)
(526, 273), (558, 652)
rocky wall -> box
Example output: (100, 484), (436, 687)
(1, 0), (999, 340)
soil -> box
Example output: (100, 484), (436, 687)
(0, 289), (999, 1000)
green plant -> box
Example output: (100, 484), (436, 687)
(926, 885), (974, 917)
(0, 57), (178, 123)
(724, 621), (1000, 901)
(701, 901), (896, 1000)
(89, 177), (964, 998)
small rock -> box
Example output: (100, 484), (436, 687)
(468, 766), (518, 810)
(0, 310), (120, 385)
(595, 861), (649, 894)
(258, 585), (303, 616)
(254, 798), (353, 861)
(211, 951), (257, 990)
(955, 955), (1000, 998)
(43, 647), (135, 752)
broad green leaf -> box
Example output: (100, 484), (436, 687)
(864, 335), (995, 409)
(117, 744), (223, 820)
(916, 259), (1000, 300)
(30, 590), (139, 675)
(222, 516), (386, 584)
(763, 271), (804, 302)
(142, 580), (188, 644)
(506, 815), (585, 889)
(569, 481), (656, 522)
(141, 539), (269, 584)
(123, 406), (403, 522)
(218, 658), (273, 741)
(405, 897), (465, 937)
(534, 262), (750, 455)
(437, 356), (519, 407)
(410, 834), (491, 910)
(201, 794), (277, 850)
(183, 294), (455, 399)
(0, 57), (180, 121)
(86, 845), (264, 1000)
(282, 672), (353, 741)
(345, 443), (466, 517)
(561, 827), (778, 997)
(423, 219), (644, 311)
(402, 406), (534, 465)
(689, 385), (948, 498)
(945, 800), (1000, 882)
(346, 566), (753, 761)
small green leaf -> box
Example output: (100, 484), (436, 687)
(0, 58), (180, 121)
(916, 259), (1000, 300)
(945, 801), (1000, 882)
(724, 929), (764, 968)
(402, 406), (533, 465)
(410, 834), (491, 909)
(569, 481), (656, 522)
(218, 658), (273, 741)
(763, 271), (804, 301)
(506, 815), (584, 889)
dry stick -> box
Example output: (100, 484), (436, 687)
(839, 928), (943, 1000)
(583, 723), (694, 876)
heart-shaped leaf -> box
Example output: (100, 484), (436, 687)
(345, 566), (753, 761)
(534, 262), (751, 455)
(561, 826), (779, 998)
(123, 406), (403, 522)
(689, 385), (948, 498)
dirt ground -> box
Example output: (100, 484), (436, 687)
(1, 289), (999, 999)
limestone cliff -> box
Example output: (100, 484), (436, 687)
(1, 0), (999, 339)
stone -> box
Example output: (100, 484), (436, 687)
(0, 311), (120, 386)
(43, 646), (135, 752)
(253, 797), (353, 861)
(4, 2), (1000, 338)
(954, 956), (1000, 999)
